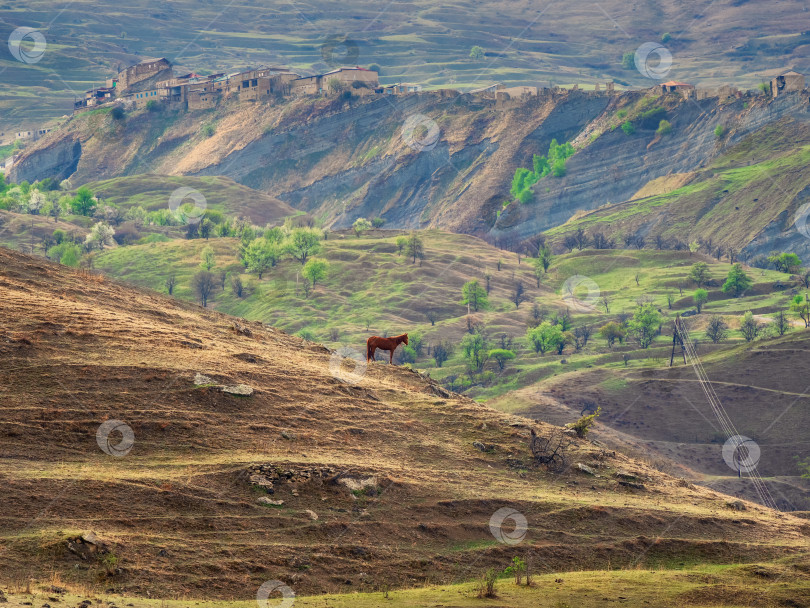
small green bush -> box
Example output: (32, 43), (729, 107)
(621, 121), (635, 135)
(656, 119), (672, 136)
(567, 406), (601, 438)
(714, 125), (726, 138)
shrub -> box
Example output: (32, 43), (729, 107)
(110, 106), (125, 120)
(297, 329), (315, 341)
(621, 51), (635, 69)
(656, 119), (672, 136)
(469, 45), (484, 60)
(621, 121), (635, 135)
(202, 123), (215, 137)
(661, 32), (671, 43)
(567, 406), (602, 438)
(475, 569), (497, 598)
(714, 125), (726, 138)
(145, 100), (161, 112)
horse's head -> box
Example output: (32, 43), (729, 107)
(403, 333), (409, 345)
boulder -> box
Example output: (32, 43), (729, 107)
(575, 463), (597, 476)
(726, 499), (747, 511)
(193, 372), (212, 385)
(222, 384), (253, 396)
(257, 497), (284, 506)
(304, 509), (318, 520)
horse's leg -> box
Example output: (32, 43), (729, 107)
(389, 347), (394, 364)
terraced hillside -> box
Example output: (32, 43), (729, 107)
(78, 228), (810, 509)
(546, 115), (810, 261)
(4, 0), (810, 132)
(2, 246), (810, 606)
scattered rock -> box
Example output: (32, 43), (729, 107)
(281, 431), (295, 440)
(249, 473), (275, 493)
(157, 549), (169, 557)
(232, 322), (253, 337)
(472, 441), (495, 452)
(257, 497), (284, 506)
(304, 509), (318, 520)
(0, 591), (6, 603)
(615, 471), (638, 481)
(563, 429), (578, 437)
(575, 463), (597, 476)
(193, 372), (212, 385)
(67, 532), (108, 560)
(618, 480), (646, 490)
(726, 499), (747, 511)
(222, 384), (254, 396)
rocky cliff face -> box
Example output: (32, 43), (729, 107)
(491, 92), (810, 243)
(9, 89), (810, 254)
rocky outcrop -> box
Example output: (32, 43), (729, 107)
(492, 92), (810, 243)
(8, 137), (81, 184)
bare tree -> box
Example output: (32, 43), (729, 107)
(165, 274), (177, 296)
(530, 429), (570, 472)
(774, 310), (791, 336)
(193, 270), (216, 307)
(230, 275), (244, 298)
(574, 228), (589, 251)
(600, 294), (612, 314)
(512, 281), (527, 308)
(425, 310), (438, 326)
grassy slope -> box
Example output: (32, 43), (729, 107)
(92, 230), (796, 393)
(5, 246), (808, 604)
(2, 246), (810, 606)
(6, 559), (810, 607)
(547, 118), (810, 250)
(84, 175), (298, 225)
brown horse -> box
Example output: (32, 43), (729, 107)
(367, 334), (408, 364)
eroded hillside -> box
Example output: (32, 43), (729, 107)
(1, 246), (808, 599)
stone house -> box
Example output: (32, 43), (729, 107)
(771, 70), (805, 97)
(321, 67), (379, 95)
(115, 58), (172, 92)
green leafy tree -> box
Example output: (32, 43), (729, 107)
(537, 245), (553, 272)
(768, 252), (802, 274)
(460, 331), (489, 372)
(526, 322), (564, 355)
(286, 228), (322, 265)
(488, 349), (515, 370)
(693, 288), (708, 313)
(656, 119), (672, 136)
(243, 238), (280, 279)
(621, 51), (635, 69)
(628, 303), (662, 348)
(714, 125), (726, 138)
(70, 186), (97, 216)
(721, 263), (752, 297)
(395, 236), (407, 255)
(705, 315), (728, 343)
(200, 245), (216, 271)
(302, 257), (328, 288)
(352, 217), (372, 237)
(599, 321), (626, 348)
(739, 310), (760, 342)
(406, 232), (424, 263)
(469, 45), (484, 60)
(791, 294), (810, 327)
(689, 261), (710, 286)
(461, 279), (488, 311)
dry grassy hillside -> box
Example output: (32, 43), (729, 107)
(1, 246), (809, 603)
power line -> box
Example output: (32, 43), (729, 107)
(674, 316), (779, 511)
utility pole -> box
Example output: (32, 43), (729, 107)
(670, 315), (687, 367)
